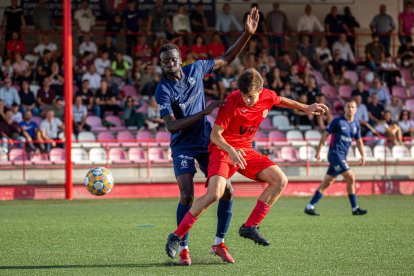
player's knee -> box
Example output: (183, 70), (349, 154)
(179, 194), (194, 205)
(206, 190), (222, 204)
(278, 175), (288, 191)
(221, 185), (234, 201)
(269, 174), (288, 192)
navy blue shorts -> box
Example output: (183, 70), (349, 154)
(172, 150), (209, 177)
(326, 155), (350, 177)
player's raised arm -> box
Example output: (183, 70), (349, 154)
(276, 96), (329, 116)
(213, 7), (259, 70)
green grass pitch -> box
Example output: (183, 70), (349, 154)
(1, 196), (413, 275)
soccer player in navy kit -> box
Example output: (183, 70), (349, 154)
(304, 100), (368, 216)
(155, 8), (259, 265)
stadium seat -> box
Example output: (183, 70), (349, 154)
(86, 116), (106, 131)
(88, 148), (108, 164)
(259, 117), (273, 131)
(30, 153), (51, 165)
(392, 145), (412, 161)
(338, 85), (353, 99)
(122, 85), (138, 98)
(136, 131), (156, 147)
(128, 147), (147, 163)
(272, 148), (284, 163)
(405, 99), (414, 111)
(313, 70), (327, 86)
(137, 101), (148, 114)
(72, 148), (90, 164)
(346, 147), (358, 161)
(77, 131), (100, 148)
(155, 131), (170, 147)
(399, 68), (414, 86)
(355, 146), (375, 161)
(9, 149), (29, 165)
(373, 145), (395, 161)
(97, 131), (119, 147)
(254, 130), (268, 147)
(117, 131), (136, 147)
(108, 148), (130, 164)
(49, 148), (65, 164)
(392, 85), (411, 99)
(299, 146), (316, 161)
(280, 146), (300, 162)
(272, 115), (294, 131)
(412, 146), (414, 158)
(286, 130), (306, 146)
(268, 130), (288, 146)
(304, 130), (322, 146)
(105, 115), (126, 131)
(148, 147), (169, 163)
(32, 116), (42, 127)
(344, 70), (358, 85)
(321, 84), (337, 100)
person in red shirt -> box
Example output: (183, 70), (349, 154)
(190, 35), (208, 59)
(208, 32), (226, 58)
(6, 31), (25, 58)
(134, 36), (152, 62)
(165, 68), (328, 260)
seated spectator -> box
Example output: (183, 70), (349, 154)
(296, 35), (316, 67)
(6, 32), (25, 58)
(36, 78), (57, 113)
(111, 52), (130, 82)
(82, 64), (101, 91)
(122, 96), (146, 129)
(365, 33), (385, 72)
(73, 95), (91, 135)
(288, 65), (306, 94)
(40, 109), (64, 152)
(12, 53), (32, 82)
(385, 95), (403, 122)
(77, 79), (94, 112)
(0, 109), (25, 153)
(19, 110), (44, 152)
(11, 103), (22, 123)
(315, 37), (332, 72)
(182, 51), (196, 67)
(380, 54), (404, 89)
(397, 36), (414, 72)
(36, 49), (53, 85)
(134, 36), (152, 62)
(19, 80), (39, 115)
(102, 67), (120, 97)
(190, 35), (208, 60)
(369, 78), (391, 105)
(99, 36), (117, 60)
(203, 74), (219, 99)
(293, 94), (314, 127)
(147, 96), (165, 130)
(190, 3), (208, 33)
(315, 94), (332, 130)
(217, 65), (237, 100)
(295, 55), (312, 79)
(50, 97), (64, 121)
(301, 76), (320, 104)
(141, 70), (161, 97)
(257, 49), (275, 74)
(208, 32), (225, 58)
(0, 77), (20, 108)
(33, 34), (58, 57)
(352, 80), (370, 105)
(79, 34), (98, 56)
(375, 110), (403, 145)
(398, 110), (414, 137)
(74, 52), (94, 84)
(332, 33), (356, 69)
(94, 80), (121, 118)
(328, 49), (346, 86)
(276, 52), (293, 80)
(171, 36), (188, 61)
(2, 58), (14, 79)
(367, 94), (384, 126)
(244, 53), (258, 69)
(353, 94), (369, 135)
(48, 62), (64, 96)
(267, 67), (284, 91)
(94, 51), (111, 76)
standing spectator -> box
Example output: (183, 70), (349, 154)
(36, 49), (53, 85)
(324, 6), (348, 49)
(40, 109), (64, 151)
(74, 0), (96, 43)
(78, 34), (98, 56)
(398, 110), (414, 137)
(0, 77), (20, 108)
(82, 64), (101, 91)
(48, 62), (64, 96)
(94, 80), (121, 118)
(190, 3), (208, 34)
(385, 96), (403, 122)
(215, 3), (243, 48)
(33, 34), (58, 57)
(207, 32), (225, 58)
(365, 33), (385, 72)
(0, 109), (24, 152)
(19, 80), (38, 115)
(32, 0), (55, 38)
(352, 80), (370, 106)
(398, 2), (414, 46)
(6, 31), (25, 58)
(370, 4), (395, 55)
(190, 35), (208, 60)
(369, 78), (391, 105)
(173, 5), (192, 35)
(73, 95), (91, 135)
(1, 0), (26, 56)
(315, 37), (332, 73)
(332, 33), (355, 69)
(342, 7), (360, 53)
(267, 2), (292, 57)
(76, 79), (94, 112)
(105, 13), (123, 47)
(94, 51), (111, 76)
(297, 4), (324, 42)
(146, 0), (173, 40)
(36, 78), (56, 112)
(19, 110), (43, 152)
(367, 93), (384, 126)
(122, 0), (140, 56)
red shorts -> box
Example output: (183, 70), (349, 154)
(206, 146), (275, 186)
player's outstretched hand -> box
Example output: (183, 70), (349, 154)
(203, 101), (224, 115)
(228, 148), (247, 170)
(307, 103), (329, 116)
(315, 152), (321, 162)
(245, 7), (260, 35)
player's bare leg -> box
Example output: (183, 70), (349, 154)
(305, 174), (335, 216)
(239, 165), (288, 246)
(342, 170), (367, 216)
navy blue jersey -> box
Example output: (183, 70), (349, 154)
(155, 60), (214, 155)
(327, 116), (361, 159)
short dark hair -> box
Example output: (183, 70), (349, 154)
(345, 99), (356, 105)
(237, 68), (263, 94)
(158, 43), (181, 59)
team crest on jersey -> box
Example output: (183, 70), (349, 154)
(353, 126), (357, 134)
(188, 77), (196, 86)
(262, 109), (269, 118)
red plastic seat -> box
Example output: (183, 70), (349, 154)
(280, 146), (300, 162)
(156, 131), (170, 147)
(49, 148), (65, 164)
(136, 131), (156, 147)
(321, 84), (337, 99)
(86, 116), (106, 131)
(105, 115), (126, 131)
(117, 131), (136, 147)
(259, 117), (273, 131)
(148, 147), (169, 163)
(128, 147), (147, 163)
(108, 148), (130, 164)
(338, 85), (353, 99)
(31, 153), (51, 165)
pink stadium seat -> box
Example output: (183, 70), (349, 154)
(344, 70), (358, 85)
(399, 68), (414, 86)
(406, 99), (414, 111)
(105, 115), (126, 131)
(156, 131), (170, 147)
(254, 130), (268, 147)
(259, 117), (273, 131)
(321, 85), (337, 99)
(312, 70), (327, 86)
(30, 153), (51, 165)
(280, 146), (300, 162)
(392, 85), (410, 99)
(9, 149), (29, 165)
(268, 130), (288, 146)
(122, 85), (138, 97)
(128, 147), (147, 163)
(86, 116), (106, 131)
(109, 148), (130, 164)
(148, 147), (169, 163)
(136, 131), (156, 146)
(117, 131), (136, 147)
(97, 131), (119, 147)
(137, 101), (148, 114)
(338, 85), (353, 99)
(32, 116), (42, 126)
(49, 148), (65, 164)
(272, 148), (284, 163)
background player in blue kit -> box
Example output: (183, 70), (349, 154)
(155, 8), (260, 265)
(304, 100), (368, 216)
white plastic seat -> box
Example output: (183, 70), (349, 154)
(299, 146), (316, 161)
(392, 145), (412, 160)
(77, 131), (100, 148)
(71, 148), (90, 164)
(304, 130), (322, 146)
(373, 145), (396, 161)
(272, 115), (294, 131)
(355, 146), (376, 161)
(89, 147), (109, 164)
(286, 130), (306, 146)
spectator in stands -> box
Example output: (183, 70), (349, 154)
(111, 52), (130, 83)
(315, 94), (332, 130)
(147, 96), (164, 130)
(171, 35), (188, 61)
(11, 103), (22, 123)
(288, 65), (306, 94)
(217, 65), (237, 100)
(293, 93), (314, 127)
(99, 36), (117, 60)
(79, 34), (98, 57)
(203, 73), (219, 99)
(77, 79), (94, 112)
(0, 109), (24, 152)
(342, 7), (360, 53)
(102, 67), (120, 96)
(398, 2), (414, 46)
(0, 77), (20, 108)
(36, 49), (53, 85)
(33, 0), (55, 37)
(36, 78), (56, 113)
(365, 33), (385, 72)
(173, 5), (191, 36)
(94, 51), (111, 76)
(332, 33), (355, 69)
(12, 53), (32, 82)
(215, 3), (243, 48)
(245, 39), (260, 57)
(397, 37), (414, 75)
(0, 100), (5, 122)
(302, 76), (320, 104)
(1, 0), (26, 56)
(122, 96), (146, 129)
(353, 94), (369, 135)
(295, 55), (312, 80)
(369, 78), (391, 105)
(370, 4), (395, 54)
(182, 51), (196, 67)
(50, 97), (64, 121)
(82, 64), (101, 91)
(367, 93), (384, 126)
(267, 2), (292, 57)
(207, 32), (225, 59)
(385, 96), (403, 122)
(398, 110), (414, 137)
(6, 31), (25, 58)
(94, 79), (121, 118)
(324, 6), (348, 49)
(267, 67), (283, 92)
(2, 58), (13, 79)
(190, 3), (208, 34)
(352, 80), (370, 105)
(105, 13), (123, 47)
(19, 80), (38, 115)
(74, 0), (96, 43)
(191, 35), (208, 60)
(74, 51), (93, 84)
(73, 95), (91, 135)
(277, 52), (293, 80)
(297, 4), (324, 42)
(327, 49), (346, 86)
(297, 35), (316, 67)
(48, 62), (64, 96)
(146, 0), (173, 40)
(33, 34), (58, 57)
(380, 54), (404, 90)
(315, 37), (332, 73)
(40, 109), (64, 152)
(134, 36), (152, 62)
(19, 110), (43, 152)
(375, 110), (403, 145)
(257, 50), (275, 74)
(244, 52), (258, 69)
(122, 0), (140, 56)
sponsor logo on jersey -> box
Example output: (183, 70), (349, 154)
(353, 126), (357, 134)
(340, 135), (353, 143)
(240, 125), (256, 135)
(179, 90), (202, 111)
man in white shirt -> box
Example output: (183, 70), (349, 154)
(0, 77), (20, 108)
(40, 109), (64, 151)
(74, 0), (96, 42)
(297, 4), (324, 41)
(79, 34), (98, 56)
(215, 3), (243, 47)
(73, 95), (90, 135)
(94, 51), (111, 76)
(173, 5), (191, 34)
(82, 64), (101, 91)
(332, 33), (355, 66)
(33, 34), (58, 56)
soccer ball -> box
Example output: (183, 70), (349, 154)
(84, 167), (114, 196)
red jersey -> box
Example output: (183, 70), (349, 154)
(213, 88), (281, 149)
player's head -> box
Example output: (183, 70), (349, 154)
(237, 68), (263, 107)
(159, 43), (182, 77)
(344, 99), (357, 119)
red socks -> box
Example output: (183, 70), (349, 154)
(174, 211), (197, 238)
(244, 200), (270, 227)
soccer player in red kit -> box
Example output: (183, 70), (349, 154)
(165, 68), (329, 261)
